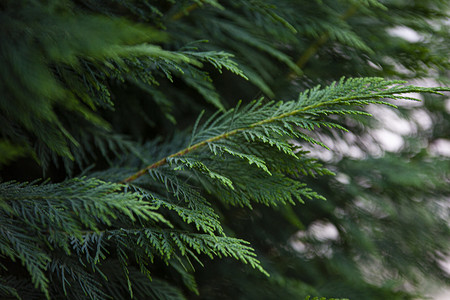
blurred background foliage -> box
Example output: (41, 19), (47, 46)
(1, 0), (450, 299)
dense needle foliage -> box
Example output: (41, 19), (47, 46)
(1, 1), (450, 299)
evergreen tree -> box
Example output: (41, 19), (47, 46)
(1, 1), (449, 299)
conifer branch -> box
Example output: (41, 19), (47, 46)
(121, 78), (448, 184)
(3, 2), (450, 298)
(119, 102), (342, 184)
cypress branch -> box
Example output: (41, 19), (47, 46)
(122, 77), (448, 183)
(2, 1), (450, 299)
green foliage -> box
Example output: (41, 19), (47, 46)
(1, 0), (450, 299)
(305, 296), (349, 300)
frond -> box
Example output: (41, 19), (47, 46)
(0, 219), (51, 299)
(129, 182), (224, 235)
(48, 257), (109, 300)
(0, 178), (170, 298)
(115, 228), (265, 271)
(122, 78), (448, 211)
(103, 268), (187, 300)
(0, 280), (20, 300)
